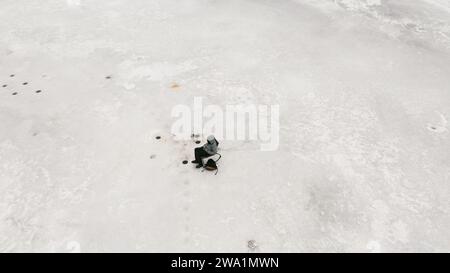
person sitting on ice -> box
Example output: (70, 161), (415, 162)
(192, 135), (219, 168)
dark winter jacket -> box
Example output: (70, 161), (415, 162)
(203, 139), (219, 155)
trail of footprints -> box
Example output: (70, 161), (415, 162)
(2, 74), (43, 96)
(153, 134), (259, 250)
(182, 178), (192, 245)
(152, 133), (202, 246)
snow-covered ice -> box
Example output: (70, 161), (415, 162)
(0, 0), (450, 252)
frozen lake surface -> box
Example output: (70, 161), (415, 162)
(0, 0), (449, 252)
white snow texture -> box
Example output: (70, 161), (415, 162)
(0, 0), (450, 252)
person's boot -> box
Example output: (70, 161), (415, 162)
(196, 164), (203, 169)
(191, 160), (199, 164)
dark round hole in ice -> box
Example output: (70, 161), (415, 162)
(12, 92), (17, 95)
(105, 76), (112, 79)
(10, 74), (15, 77)
(2, 84), (6, 88)
(195, 140), (201, 144)
(36, 90), (42, 93)
(182, 160), (188, 164)
(22, 82), (28, 85)
(155, 136), (161, 140)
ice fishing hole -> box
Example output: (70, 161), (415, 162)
(35, 90), (42, 93)
(22, 82), (28, 85)
(195, 140), (201, 144)
(182, 160), (188, 165)
(12, 92), (17, 96)
(155, 136), (161, 140)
